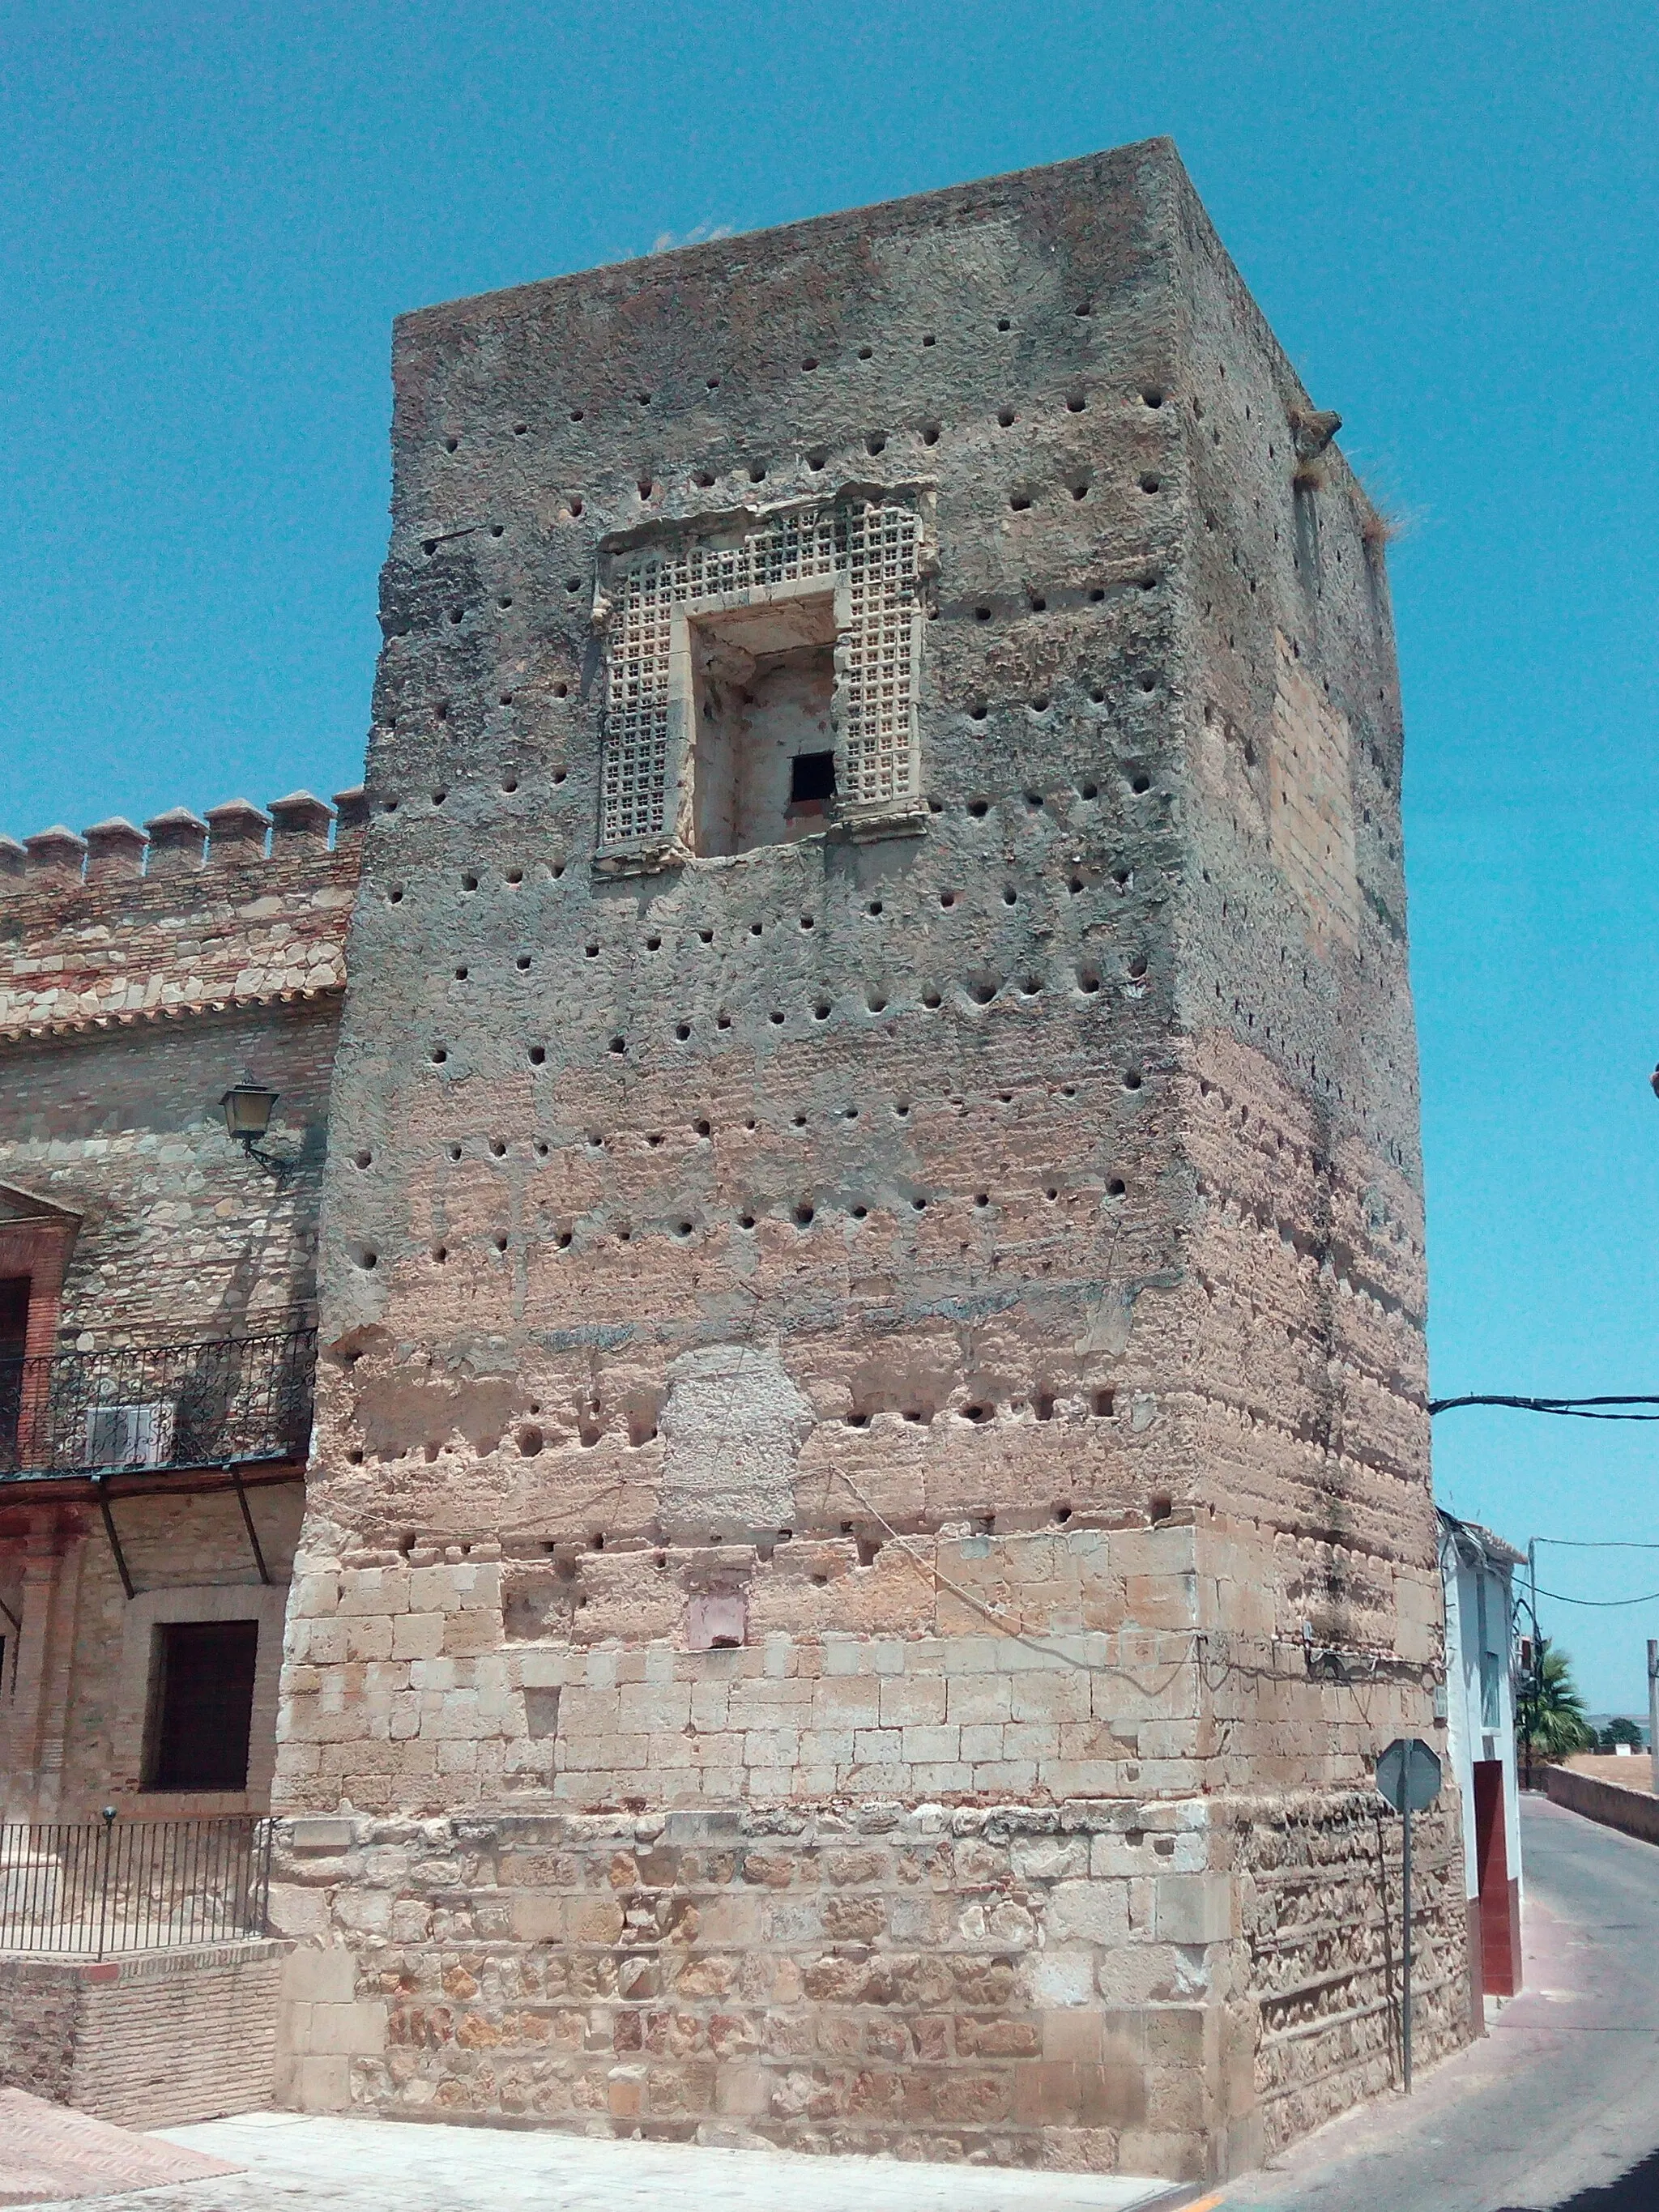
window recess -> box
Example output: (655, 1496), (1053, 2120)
(596, 489), (931, 869)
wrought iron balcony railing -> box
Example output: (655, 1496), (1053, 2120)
(0, 1818), (272, 1957)
(0, 1328), (316, 1478)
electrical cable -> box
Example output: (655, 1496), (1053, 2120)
(1532, 1537), (1659, 1550)
(1530, 1584), (1659, 1608)
(1428, 1394), (1659, 1420)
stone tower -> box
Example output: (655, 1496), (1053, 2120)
(273, 139), (1464, 2180)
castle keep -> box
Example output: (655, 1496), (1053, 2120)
(267, 140), (1461, 2178)
(0, 139), (1462, 2182)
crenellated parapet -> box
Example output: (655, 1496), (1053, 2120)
(0, 788), (366, 1038)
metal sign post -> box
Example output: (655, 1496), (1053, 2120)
(1375, 1737), (1443, 2092)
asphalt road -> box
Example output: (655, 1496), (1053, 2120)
(1219, 1792), (1659, 2212)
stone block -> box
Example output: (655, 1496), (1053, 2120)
(1028, 1950), (1096, 2008)
(1154, 1874), (1233, 1946)
(443, 1609), (505, 1656)
(879, 1674), (946, 1727)
(1009, 1672), (1091, 1724)
(851, 1728), (903, 1764)
(337, 1566), (408, 1617)
(309, 1999), (388, 2056)
(392, 1612), (446, 1660)
(1045, 1879), (1131, 1946)
(280, 1946), (358, 2004)
(285, 1818), (355, 1852)
(1011, 1837), (1089, 1882)
(267, 1884), (332, 1939)
(1042, 2006), (1103, 2060)
(815, 1677), (882, 1728)
(958, 1723), (1004, 1762)
(945, 1674), (1013, 1724)
(286, 2053), (352, 2112)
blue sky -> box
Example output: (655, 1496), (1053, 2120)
(5, 2), (1657, 1710)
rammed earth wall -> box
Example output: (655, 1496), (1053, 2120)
(275, 138), (1463, 2182)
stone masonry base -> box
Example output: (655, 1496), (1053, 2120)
(269, 1793), (1468, 2185)
(0, 1939), (290, 2129)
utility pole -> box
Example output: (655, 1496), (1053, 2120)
(1525, 1540), (1539, 1791)
(1376, 1738), (1440, 2094)
(1648, 1639), (1658, 1797)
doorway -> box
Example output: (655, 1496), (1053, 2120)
(1473, 1759), (1520, 1996)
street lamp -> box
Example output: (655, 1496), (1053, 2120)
(220, 1086), (286, 1173)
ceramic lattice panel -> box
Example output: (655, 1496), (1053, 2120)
(599, 496), (921, 850)
(838, 502), (920, 809)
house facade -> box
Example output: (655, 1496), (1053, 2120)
(0, 794), (360, 1822)
(1438, 1510), (1524, 2015)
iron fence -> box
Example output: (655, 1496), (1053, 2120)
(0, 1328), (316, 1477)
(0, 1817), (272, 1958)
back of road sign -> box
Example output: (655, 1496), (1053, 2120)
(1376, 1737), (1442, 1813)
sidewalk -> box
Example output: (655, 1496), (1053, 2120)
(7, 2102), (1192, 2212)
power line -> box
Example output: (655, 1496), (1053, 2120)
(1428, 1394), (1659, 1421)
(1532, 1584), (1659, 1608)
(1533, 1537), (1659, 1551)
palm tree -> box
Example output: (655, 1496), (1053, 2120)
(1519, 1638), (1594, 1761)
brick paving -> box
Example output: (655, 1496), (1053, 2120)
(0, 2091), (238, 2207)
(15, 2108), (1189, 2211)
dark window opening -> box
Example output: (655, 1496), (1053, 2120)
(789, 750), (837, 807)
(0, 1277), (28, 1464)
(145, 1620), (259, 1792)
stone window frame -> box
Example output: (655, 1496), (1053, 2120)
(111, 1579), (288, 1813)
(593, 485), (935, 874)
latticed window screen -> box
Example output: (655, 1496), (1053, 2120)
(599, 498), (920, 849)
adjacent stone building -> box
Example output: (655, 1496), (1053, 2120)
(269, 139), (1462, 2181)
(0, 793), (360, 1821)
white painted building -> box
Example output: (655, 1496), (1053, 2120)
(1438, 1509), (1525, 2016)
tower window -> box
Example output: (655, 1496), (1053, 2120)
(688, 595), (838, 856)
(597, 496), (922, 855)
(790, 750), (837, 807)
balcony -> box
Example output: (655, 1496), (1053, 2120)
(0, 1328), (317, 1480)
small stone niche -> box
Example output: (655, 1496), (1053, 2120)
(687, 1592), (747, 1650)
